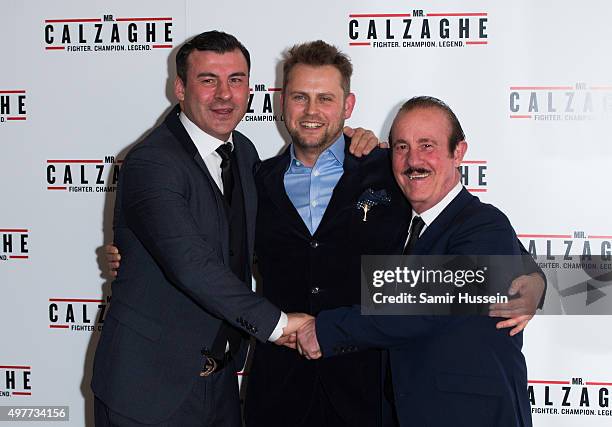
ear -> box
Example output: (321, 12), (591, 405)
(453, 140), (468, 166)
(343, 92), (356, 119)
(174, 76), (185, 102)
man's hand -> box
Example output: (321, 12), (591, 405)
(344, 126), (387, 157)
(274, 312), (314, 349)
(105, 243), (121, 278)
(296, 317), (321, 360)
(489, 273), (545, 336)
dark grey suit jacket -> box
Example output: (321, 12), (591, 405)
(91, 105), (280, 424)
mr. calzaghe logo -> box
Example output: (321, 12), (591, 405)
(529, 377), (612, 418)
(46, 156), (121, 193)
(509, 83), (612, 121)
(244, 84), (283, 123)
(348, 9), (488, 49)
(0, 90), (27, 123)
(0, 365), (32, 397)
(0, 228), (29, 261)
(49, 297), (109, 332)
(460, 160), (487, 193)
(44, 14), (173, 52)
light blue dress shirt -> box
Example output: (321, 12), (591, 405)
(284, 135), (346, 235)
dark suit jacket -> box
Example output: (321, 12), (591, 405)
(316, 188), (533, 427)
(244, 143), (410, 427)
(91, 106), (281, 424)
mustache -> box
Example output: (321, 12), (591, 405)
(298, 114), (326, 122)
(402, 167), (431, 176)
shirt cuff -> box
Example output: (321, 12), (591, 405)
(267, 311), (288, 342)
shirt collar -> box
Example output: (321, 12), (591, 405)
(413, 181), (464, 227)
(179, 111), (233, 157)
(288, 133), (346, 168)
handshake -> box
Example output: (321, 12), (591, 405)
(274, 313), (321, 360)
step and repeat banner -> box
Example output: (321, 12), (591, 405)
(2, 0), (611, 425)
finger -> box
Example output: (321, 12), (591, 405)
(111, 270), (117, 278)
(489, 308), (529, 318)
(105, 244), (118, 254)
(510, 320), (531, 336)
(343, 125), (355, 138)
(378, 141), (389, 149)
(283, 342), (297, 349)
(507, 278), (528, 296)
(348, 128), (367, 155)
(489, 299), (523, 311)
(495, 315), (532, 330)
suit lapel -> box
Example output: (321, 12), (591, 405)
(232, 131), (257, 263)
(164, 105), (230, 264)
(263, 147), (312, 237)
(413, 187), (474, 254)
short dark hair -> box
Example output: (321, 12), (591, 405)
(176, 30), (251, 83)
(282, 40), (353, 96)
(390, 96), (466, 154)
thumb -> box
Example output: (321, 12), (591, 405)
(508, 278), (526, 296)
(343, 125), (355, 137)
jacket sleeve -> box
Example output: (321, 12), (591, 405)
(316, 205), (523, 356)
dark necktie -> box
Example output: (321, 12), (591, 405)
(216, 143), (234, 205)
(403, 216), (425, 255)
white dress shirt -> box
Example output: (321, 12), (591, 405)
(179, 112), (287, 342)
(405, 181), (464, 245)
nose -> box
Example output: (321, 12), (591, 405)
(406, 145), (423, 166)
(215, 81), (232, 101)
(304, 99), (317, 116)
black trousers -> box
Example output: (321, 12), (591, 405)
(94, 360), (241, 427)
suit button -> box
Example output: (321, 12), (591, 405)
(310, 240), (319, 248)
(311, 287), (320, 295)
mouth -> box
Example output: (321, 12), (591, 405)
(403, 168), (431, 180)
(211, 107), (234, 117)
(299, 121), (325, 129)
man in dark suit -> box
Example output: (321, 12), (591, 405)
(243, 42), (408, 427)
(91, 31), (311, 427)
(297, 96), (534, 426)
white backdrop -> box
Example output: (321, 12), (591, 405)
(2, 0), (611, 425)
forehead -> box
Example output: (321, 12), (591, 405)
(186, 49), (248, 73)
(285, 64), (343, 92)
(391, 107), (452, 142)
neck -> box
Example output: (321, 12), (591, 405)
(292, 131), (342, 168)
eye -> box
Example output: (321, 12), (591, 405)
(200, 78), (216, 85)
(229, 77), (245, 85)
(393, 143), (408, 152)
(319, 95), (333, 102)
(292, 94), (306, 102)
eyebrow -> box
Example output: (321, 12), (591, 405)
(417, 137), (437, 144)
(288, 90), (336, 97)
(392, 137), (437, 146)
(195, 71), (247, 79)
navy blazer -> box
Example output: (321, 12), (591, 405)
(316, 188), (533, 427)
(244, 143), (409, 427)
(91, 106), (281, 424)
